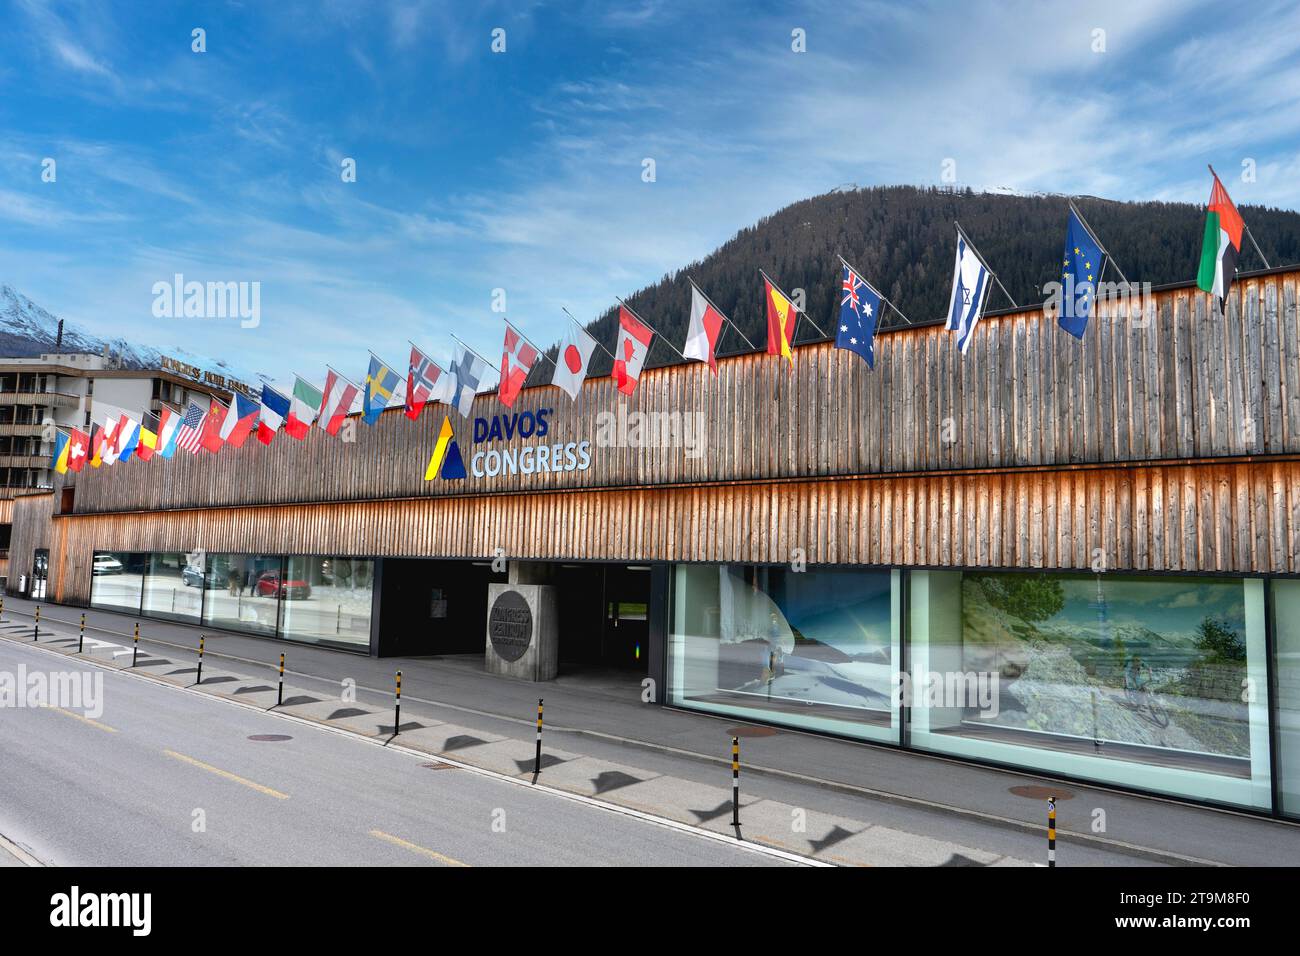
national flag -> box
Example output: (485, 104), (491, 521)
(684, 285), (726, 373)
(134, 413), (160, 462)
(88, 424), (104, 467)
(220, 392), (260, 448)
(51, 430), (70, 475)
(449, 345), (487, 417)
(66, 428), (89, 472)
(764, 277), (798, 372)
(258, 385), (290, 445)
(1197, 172), (1246, 300)
(199, 398), (227, 453)
(551, 321), (598, 401)
(836, 264), (882, 369)
(287, 376), (323, 440)
(1059, 207), (1106, 339)
(99, 416), (122, 465)
(363, 355), (401, 425)
(318, 369), (359, 436)
(498, 322), (539, 408)
(405, 346), (451, 419)
(613, 305), (654, 395)
(156, 406), (182, 459)
(945, 228), (992, 355)
(115, 414), (140, 463)
(175, 401), (207, 454)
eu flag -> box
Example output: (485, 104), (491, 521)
(1060, 207), (1105, 339)
(836, 264), (883, 369)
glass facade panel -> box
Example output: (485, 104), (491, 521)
(200, 553), (282, 636)
(909, 571), (1272, 810)
(277, 556), (373, 650)
(668, 563), (899, 743)
(141, 551), (202, 623)
(90, 550), (144, 612)
(1269, 580), (1300, 819)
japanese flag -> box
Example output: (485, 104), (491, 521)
(613, 306), (654, 395)
(551, 321), (598, 401)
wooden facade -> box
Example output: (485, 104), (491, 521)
(11, 268), (1300, 605)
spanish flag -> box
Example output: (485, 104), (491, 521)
(764, 276), (797, 372)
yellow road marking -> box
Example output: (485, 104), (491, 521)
(369, 829), (469, 867)
(51, 707), (117, 733)
(163, 750), (289, 799)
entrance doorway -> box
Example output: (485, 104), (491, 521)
(556, 563), (650, 673)
(378, 558), (506, 657)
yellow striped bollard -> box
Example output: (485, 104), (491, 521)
(33, 605), (40, 641)
(392, 670), (402, 735)
(131, 622), (139, 667)
(195, 635), (205, 685)
(731, 737), (741, 829)
(78, 612), (86, 654)
(277, 652), (285, 706)
(1048, 796), (1057, 867)
(533, 699), (544, 776)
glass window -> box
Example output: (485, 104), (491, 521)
(90, 550), (144, 612)
(668, 563), (900, 744)
(141, 551), (202, 623)
(908, 571), (1271, 810)
(200, 553), (282, 636)
(1269, 580), (1300, 819)
(277, 556), (373, 650)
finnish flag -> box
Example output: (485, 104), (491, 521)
(945, 228), (991, 355)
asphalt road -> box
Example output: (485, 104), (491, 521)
(0, 640), (794, 867)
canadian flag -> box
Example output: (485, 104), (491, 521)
(684, 284), (726, 373)
(613, 305), (654, 395)
(498, 322), (539, 408)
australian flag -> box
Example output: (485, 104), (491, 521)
(836, 264), (883, 369)
(1060, 207), (1105, 339)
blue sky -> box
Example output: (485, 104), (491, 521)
(3, 0), (1300, 388)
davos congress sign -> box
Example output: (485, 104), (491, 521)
(467, 408), (592, 479)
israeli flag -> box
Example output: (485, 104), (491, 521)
(945, 228), (991, 355)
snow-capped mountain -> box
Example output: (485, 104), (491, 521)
(0, 283), (263, 385)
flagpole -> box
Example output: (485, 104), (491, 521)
(758, 268), (828, 340)
(954, 221), (1019, 309)
(687, 275), (758, 351)
(615, 296), (689, 361)
(562, 308), (617, 362)
(1068, 199), (1130, 287)
(449, 334), (500, 374)
(836, 254), (913, 326)
(1208, 165), (1272, 270)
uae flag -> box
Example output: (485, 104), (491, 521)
(684, 284), (726, 373)
(1197, 173), (1245, 301)
(613, 305), (654, 395)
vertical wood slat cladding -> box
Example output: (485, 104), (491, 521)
(38, 459), (1300, 606)
(68, 272), (1300, 514)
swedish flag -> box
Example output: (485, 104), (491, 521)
(363, 355), (401, 425)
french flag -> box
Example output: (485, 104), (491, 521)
(258, 384), (291, 445)
(219, 392), (261, 448)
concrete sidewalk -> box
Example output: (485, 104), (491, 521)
(5, 595), (1298, 866)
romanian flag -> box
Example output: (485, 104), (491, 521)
(1196, 172), (1245, 301)
(764, 276), (797, 372)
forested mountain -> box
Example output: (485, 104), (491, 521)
(554, 185), (1300, 380)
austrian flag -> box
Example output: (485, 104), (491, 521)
(613, 305), (654, 395)
(498, 322), (539, 408)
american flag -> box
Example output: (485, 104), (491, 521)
(176, 401), (206, 453)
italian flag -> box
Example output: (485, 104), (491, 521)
(1196, 173), (1245, 300)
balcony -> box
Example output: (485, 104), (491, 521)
(0, 455), (50, 469)
(0, 423), (47, 437)
(0, 390), (79, 408)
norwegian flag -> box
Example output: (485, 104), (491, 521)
(405, 345), (450, 419)
(175, 401), (207, 454)
(498, 321), (539, 408)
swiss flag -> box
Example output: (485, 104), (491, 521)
(684, 284), (726, 373)
(613, 306), (654, 395)
(66, 428), (90, 472)
(498, 322), (539, 408)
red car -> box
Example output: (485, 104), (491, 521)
(254, 570), (311, 600)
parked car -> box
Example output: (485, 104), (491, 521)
(92, 554), (124, 575)
(254, 571), (311, 600)
(181, 565), (215, 588)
